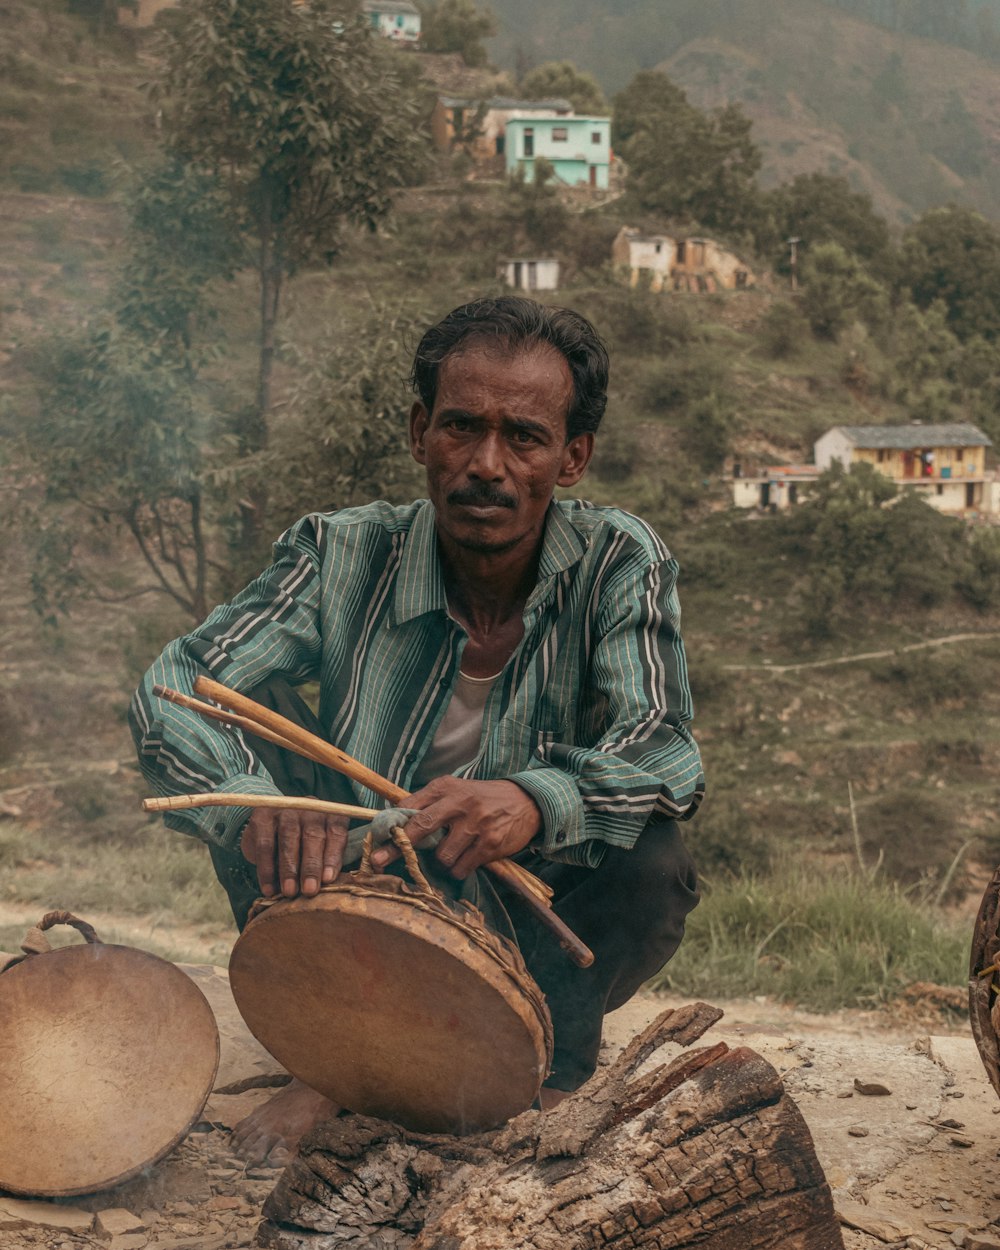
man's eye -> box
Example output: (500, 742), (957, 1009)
(512, 430), (539, 444)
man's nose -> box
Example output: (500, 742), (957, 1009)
(467, 433), (505, 480)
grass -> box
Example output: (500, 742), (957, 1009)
(653, 860), (969, 1010)
(0, 819), (232, 929)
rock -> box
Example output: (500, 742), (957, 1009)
(206, 1196), (242, 1211)
(0, 1197), (94, 1233)
(950, 1134), (975, 1148)
(835, 1196), (916, 1242)
(109, 1236), (147, 1250)
(854, 1078), (892, 1096)
(964, 1236), (1000, 1249)
(847, 1123), (869, 1137)
(94, 1209), (145, 1239)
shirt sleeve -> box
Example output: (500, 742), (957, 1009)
(128, 518), (324, 850)
(509, 554), (704, 867)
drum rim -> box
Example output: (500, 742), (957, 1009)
(0, 943), (220, 1197)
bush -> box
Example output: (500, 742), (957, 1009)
(759, 300), (808, 358)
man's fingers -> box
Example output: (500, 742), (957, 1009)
(245, 811), (279, 897)
(277, 810), (303, 897)
(435, 827), (475, 870)
(299, 814), (328, 897)
(322, 817), (348, 884)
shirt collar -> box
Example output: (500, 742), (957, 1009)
(391, 499), (589, 626)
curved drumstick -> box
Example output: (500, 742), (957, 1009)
(155, 677), (594, 968)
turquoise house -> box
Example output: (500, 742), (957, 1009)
(361, 0), (421, 44)
(505, 116), (611, 189)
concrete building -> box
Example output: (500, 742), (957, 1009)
(431, 97), (573, 161)
(814, 423), (993, 514)
(361, 0), (420, 43)
(498, 258), (560, 292)
(732, 465), (819, 511)
(612, 227), (755, 293)
(505, 115), (611, 189)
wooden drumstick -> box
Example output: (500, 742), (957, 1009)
(143, 793), (381, 820)
(181, 676), (594, 968)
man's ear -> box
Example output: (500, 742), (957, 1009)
(409, 401), (430, 464)
(557, 433), (595, 487)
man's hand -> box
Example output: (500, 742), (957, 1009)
(371, 777), (542, 879)
(241, 809), (349, 898)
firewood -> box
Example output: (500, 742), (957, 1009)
(255, 1003), (844, 1250)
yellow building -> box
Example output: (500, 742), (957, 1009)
(814, 423), (992, 513)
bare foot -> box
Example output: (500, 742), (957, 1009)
(230, 1078), (337, 1166)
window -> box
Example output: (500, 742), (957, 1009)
(523, 127), (534, 157)
(654, 243), (662, 254)
(877, 448), (886, 463)
(591, 131), (602, 144)
(552, 126), (568, 141)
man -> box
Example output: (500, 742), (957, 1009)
(131, 296), (703, 1165)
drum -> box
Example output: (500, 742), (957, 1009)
(229, 831), (553, 1135)
(0, 912), (220, 1197)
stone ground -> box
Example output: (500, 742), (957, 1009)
(0, 969), (996, 1250)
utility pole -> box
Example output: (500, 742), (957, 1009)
(788, 237), (801, 291)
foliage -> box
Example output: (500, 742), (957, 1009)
(759, 300), (809, 359)
(518, 60), (608, 114)
(18, 319), (223, 622)
(757, 173), (892, 278)
(264, 304), (425, 530)
(417, 0), (497, 66)
(613, 70), (762, 235)
(799, 241), (888, 340)
(778, 462), (1000, 637)
(503, 160), (570, 252)
(897, 204), (1000, 343)
(153, 0), (425, 556)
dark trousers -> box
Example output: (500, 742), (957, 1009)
(208, 681), (700, 1091)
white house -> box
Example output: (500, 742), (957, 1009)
(498, 258), (560, 292)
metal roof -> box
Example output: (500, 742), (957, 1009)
(438, 96), (574, 111)
(830, 423), (992, 449)
(361, 0), (419, 14)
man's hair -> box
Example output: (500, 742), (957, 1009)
(409, 296), (609, 439)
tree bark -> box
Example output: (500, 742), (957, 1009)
(256, 1003), (844, 1250)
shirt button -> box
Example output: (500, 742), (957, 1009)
(555, 831), (567, 844)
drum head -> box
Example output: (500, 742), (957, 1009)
(0, 944), (220, 1196)
(229, 887), (551, 1134)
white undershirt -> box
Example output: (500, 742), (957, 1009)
(413, 670), (499, 786)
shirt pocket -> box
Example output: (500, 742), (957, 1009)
(492, 710), (571, 775)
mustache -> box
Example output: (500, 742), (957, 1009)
(447, 485), (516, 509)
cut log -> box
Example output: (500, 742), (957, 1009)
(256, 1003), (844, 1250)
(969, 862), (1000, 1099)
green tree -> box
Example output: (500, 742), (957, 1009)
(800, 241), (888, 340)
(19, 322), (220, 622)
(897, 205), (1000, 343)
(758, 173), (892, 278)
(613, 71), (762, 235)
(417, 0), (496, 66)
(518, 61), (608, 114)
(12, 160), (242, 623)
(153, 0), (423, 558)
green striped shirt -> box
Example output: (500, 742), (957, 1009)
(130, 499), (704, 868)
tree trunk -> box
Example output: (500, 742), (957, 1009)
(256, 1003), (844, 1250)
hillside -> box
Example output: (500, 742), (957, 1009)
(488, 0), (1000, 222)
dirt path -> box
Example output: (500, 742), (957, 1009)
(722, 631), (1000, 674)
(0, 973), (993, 1250)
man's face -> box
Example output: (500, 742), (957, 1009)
(409, 342), (594, 557)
